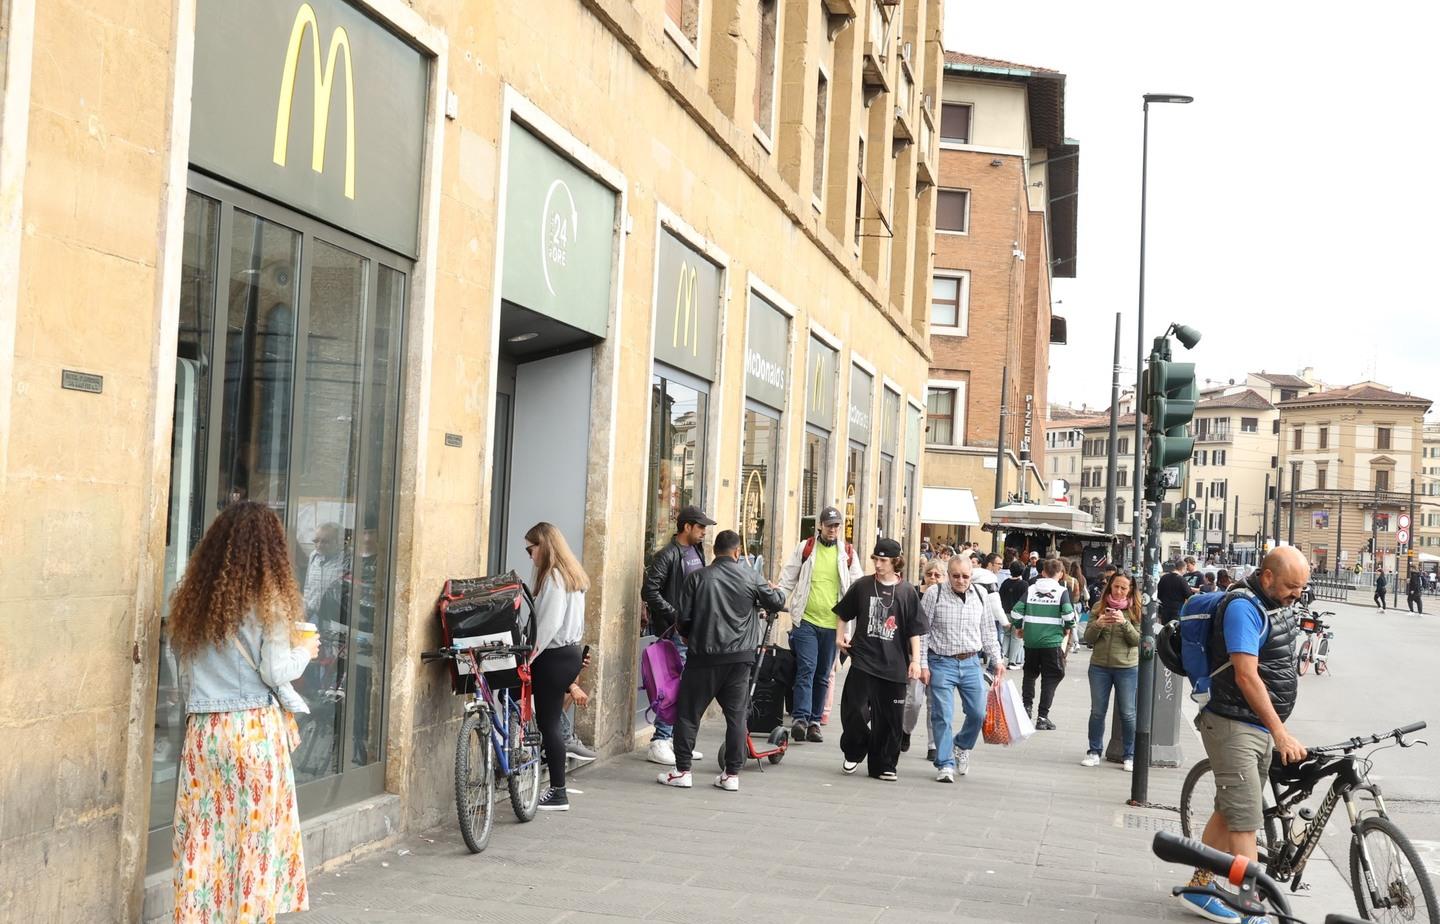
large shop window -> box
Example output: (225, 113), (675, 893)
(645, 371), (709, 562)
(801, 335), (838, 538)
(741, 291), (790, 579)
(846, 364), (873, 545)
(149, 181), (407, 870)
(878, 389), (900, 540)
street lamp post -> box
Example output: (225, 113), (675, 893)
(1132, 93), (1193, 575)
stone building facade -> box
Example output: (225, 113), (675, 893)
(0, 0), (942, 918)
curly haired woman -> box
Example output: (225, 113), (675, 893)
(168, 501), (318, 923)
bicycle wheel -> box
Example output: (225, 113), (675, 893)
(1348, 815), (1439, 923)
(1297, 638), (1312, 676)
(507, 702), (542, 822)
(455, 710), (496, 854)
(1180, 758), (1279, 867)
(1316, 638), (1331, 676)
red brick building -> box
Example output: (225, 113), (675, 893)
(920, 53), (1078, 542)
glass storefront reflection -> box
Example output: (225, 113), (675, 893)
(740, 409), (780, 579)
(644, 374), (708, 562)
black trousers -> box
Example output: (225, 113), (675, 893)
(1408, 592), (1423, 614)
(1021, 647), (1066, 719)
(673, 659), (751, 775)
(1375, 587), (1387, 609)
(839, 669), (906, 777)
(530, 644), (583, 788)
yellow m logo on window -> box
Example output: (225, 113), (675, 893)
(273, 2), (356, 199)
(672, 262), (700, 358)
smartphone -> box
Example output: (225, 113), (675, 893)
(581, 644), (591, 663)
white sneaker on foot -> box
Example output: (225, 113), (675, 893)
(955, 749), (971, 776)
(656, 769), (692, 787)
(647, 739), (676, 765)
(713, 773), (739, 792)
(841, 759), (860, 775)
(1081, 753), (1101, 767)
(935, 766), (955, 783)
(1124, 758), (1135, 772)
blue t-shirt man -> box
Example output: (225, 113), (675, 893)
(1217, 596), (1269, 731)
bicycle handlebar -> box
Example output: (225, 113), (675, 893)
(1308, 721), (1427, 754)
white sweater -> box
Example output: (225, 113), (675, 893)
(531, 571), (585, 653)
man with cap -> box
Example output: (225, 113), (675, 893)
(777, 505), (864, 744)
(832, 538), (925, 780)
(641, 503), (715, 765)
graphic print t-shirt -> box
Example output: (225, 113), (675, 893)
(832, 575), (924, 683)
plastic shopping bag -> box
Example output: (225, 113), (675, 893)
(982, 681), (1010, 745)
(997, 678), (1035, 744)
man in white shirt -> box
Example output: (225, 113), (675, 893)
(920, 556), (1004, 781)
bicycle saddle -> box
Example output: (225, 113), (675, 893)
(1268, 752), (1343, 788)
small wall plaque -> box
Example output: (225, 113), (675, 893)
(61, 370), (104, 394)
(444, 432), (463, 448)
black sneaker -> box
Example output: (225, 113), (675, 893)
(792, 721), (808, 744)
(537, 786), (570, 811)
(806, 725), (823, 744)
(925, 745), (937, 763)
(900, 732), (912, 752)
(1035, 716), (1057, 731)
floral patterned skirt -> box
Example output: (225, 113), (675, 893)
(172, 706), (308, 923)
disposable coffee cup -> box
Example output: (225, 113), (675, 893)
(294, 622), (319, 645)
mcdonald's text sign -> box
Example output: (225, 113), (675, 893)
(190, 0), (427, 256)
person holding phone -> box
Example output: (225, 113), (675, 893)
(524, 522), (590, 812)
(1079, 571), (1142, 771)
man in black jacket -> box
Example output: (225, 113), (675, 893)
(642, 504), (715, 765)
(657, 530), (785, 791)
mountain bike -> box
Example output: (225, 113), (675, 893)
(1296, 609), (1335, 677)
(421, 642), (542, 853)
(1155, 830), (1368, 924)
(1180, 721), (1436, 923)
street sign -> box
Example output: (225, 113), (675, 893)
(1399, 513), (1412, 530)
(1398, 528), (1410, 545)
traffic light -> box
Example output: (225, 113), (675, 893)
(1146, 357), (1198, 469)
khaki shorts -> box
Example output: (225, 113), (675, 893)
(1196, 711), (1271, 832)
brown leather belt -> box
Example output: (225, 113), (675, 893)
(930, 650), (978, 660)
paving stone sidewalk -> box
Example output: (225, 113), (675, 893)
(293, 651), (1354, 923)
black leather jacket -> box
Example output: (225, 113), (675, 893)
(642, 537), (706, 635)
(676, 558), (786, 662)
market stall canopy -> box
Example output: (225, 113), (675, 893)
(981, 502), (1122, 541)
(921, 487), (981, 526)
(1419, 552), (1440, 564)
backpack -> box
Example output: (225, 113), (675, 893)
(1156, 586), (1272, 706)
(802, 536), (855, 568)
(640, 631), (684, 726)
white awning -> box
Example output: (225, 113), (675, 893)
(1419, 552), (1440, 564)
(921, 487), (981, 527)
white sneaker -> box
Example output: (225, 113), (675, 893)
(656, 769), (692, 787)
(692, 748), (704, 760)
(955, 749), (971, 776)
(1081, 753), (1101, 768)
(841, 759), (861, 775)
(647, 739), (676, 765)
(935, 766), (955, 783)
(1123, 759), (1135, 773)
(713, 773), (739, 792)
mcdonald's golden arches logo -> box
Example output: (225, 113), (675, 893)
(273, 2), (356, 199)
(672, 261), (701, 358)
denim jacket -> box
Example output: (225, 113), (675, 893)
(179, 611), (313, 714)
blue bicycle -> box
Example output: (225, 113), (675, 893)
(422, 643), (542, 853)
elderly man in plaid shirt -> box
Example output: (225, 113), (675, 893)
(919, 555), (1005, 782)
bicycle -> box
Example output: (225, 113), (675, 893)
(1179, 721), (1436, 923)
(1295, 609), (1335, 677)
(420, 643), (542, 853)
(1155, 830), (1368, 924)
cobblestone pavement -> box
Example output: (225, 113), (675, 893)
(293, 651), (1356, 923)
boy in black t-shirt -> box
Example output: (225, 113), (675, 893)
(832, 538), (925, 780)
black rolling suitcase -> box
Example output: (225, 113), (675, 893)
(747, 643), (794, 733)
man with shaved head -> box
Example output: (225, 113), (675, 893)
(1175, 545), (1310, 922)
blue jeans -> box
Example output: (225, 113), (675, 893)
(789, 620), (837, 726)
(651, 638), (687, 741)
(926, 653), (989, 768)
(1088, 664), (1138, 759)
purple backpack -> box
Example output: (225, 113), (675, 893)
(640, 632), (684, 726)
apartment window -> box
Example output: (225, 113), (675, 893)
(936, 189), (970, 233)
(1273, 419), (1280, 435)
(1213, 449), (1227, 466)
(1378, 426), (1392, 450)
(1376, 469), (1391, 492)
(1318, 425), (1329, 450)
(1292, 427), (1303, 450)
(1195, 450), (1207, 466)
(940, 102), (972, 144)
(1117, 468), (1128, 488)
(1316, 464), (1328, 490)
(930, 273), (968, 333)
(1211, 481), (1227, 499)
(1195, 480), (1204, 498)
(812, 72), (829, 201)
(1241, 417), (1258, 433)
(1271, 455), (1278, 468)
(853, 136), (865, 243)
(1117, 437), (1129, 455)
(925, 387), (960, 446)
(753, 0), (778, 139)
(665, 0), (700, 52)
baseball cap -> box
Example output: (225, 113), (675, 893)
(677, 505), (716, 528)
(819, 505), (843, 526)
(872, 538), (902, 559)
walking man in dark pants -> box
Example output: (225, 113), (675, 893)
(1010, 558), (1077, 729)
(1406, 569), (1424, 614)
(1374, 568), (1388, 611)
(657, 530), (785, 792)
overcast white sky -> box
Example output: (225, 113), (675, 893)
(942, 1), (1440, 413)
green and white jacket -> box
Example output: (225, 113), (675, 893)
(1010, 577), (1077, 650)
